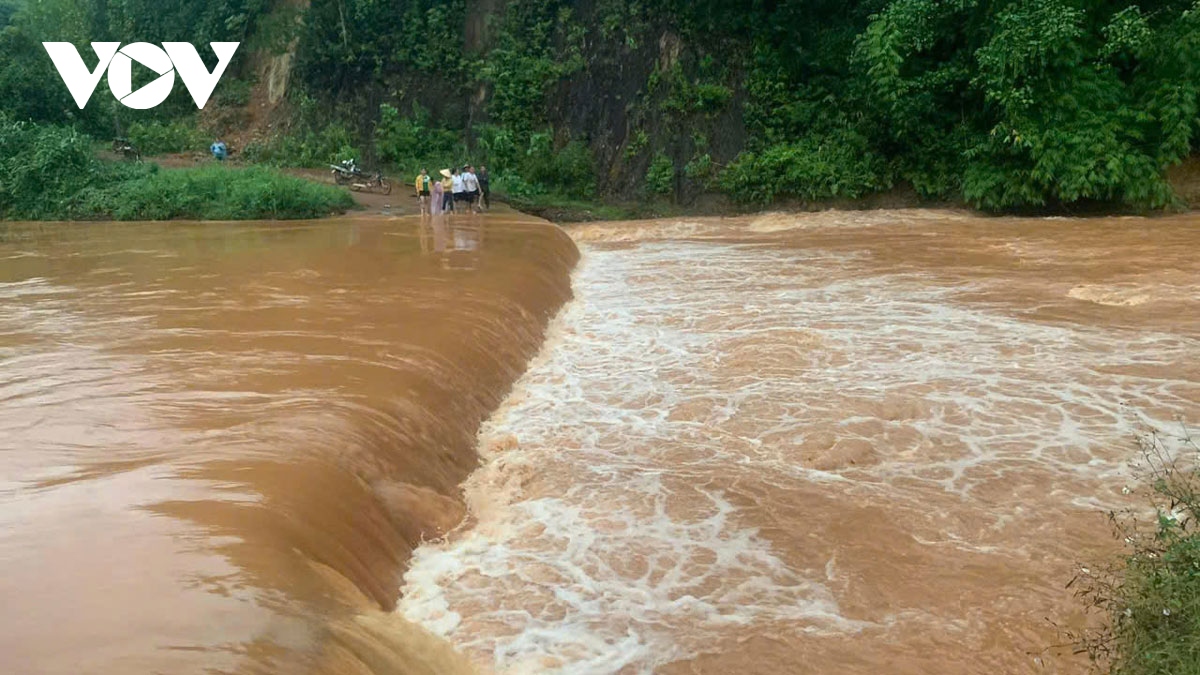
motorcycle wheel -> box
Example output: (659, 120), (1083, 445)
(334, 171), (351, 186)
(378, 179), (392, 196)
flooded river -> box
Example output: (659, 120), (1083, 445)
(2, 209), (1198, 674)
(0, 213), (576, 674)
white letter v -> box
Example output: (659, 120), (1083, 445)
(43, 42), (120, 109)
(163, 42), (240, 109)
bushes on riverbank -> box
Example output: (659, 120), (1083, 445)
(1071, 429), (1200, 675)
(127, 120), (209, 157)
(0, 116), (354, 221)
(720, 132), (892, 205)
(75, 165), (356, 221)
(0, 116), (95, 219)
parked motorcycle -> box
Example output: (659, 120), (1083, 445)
(112, 137), (141, 162)
(330, 159), (392, 195)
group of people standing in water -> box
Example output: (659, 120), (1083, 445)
(415, 165), (490, 216)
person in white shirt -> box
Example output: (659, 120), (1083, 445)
(462, 166), (482, 213)
(451, 168), (466, 213)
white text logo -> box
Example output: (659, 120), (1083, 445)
(42, 42), (240, 110)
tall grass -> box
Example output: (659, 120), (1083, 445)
(75, 164), (356, 220)
(127, 119), (209, 156)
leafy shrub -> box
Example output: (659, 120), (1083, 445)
(0, 114), (95, 219)
(646, 152), (675, 196)
(128, 119), (208, 156)
(475, 124), (519, 169)
(1068, 427), (1200, 675)
(654, 62), (735, 117)
(624, 130), (649, 160)
(214, 77), (253, 107)
(74, 165), (355, 220)
(490, 132), (595, 199)
(684, 153), (717, 188)
(481, 1), (587, 139)
(244, 123), (361, 167)
(1, 117), (352, 221)
(375, 103), (463, 166)
(692, 83), (733, 113)
(492, 172), (547, 204)
(719, 131), (890, 204)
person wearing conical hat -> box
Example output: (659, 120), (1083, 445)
(439, 169), (455, 213)
(430, 169), (444, 215)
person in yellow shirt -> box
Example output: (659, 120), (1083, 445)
(415, 169), (432, 215)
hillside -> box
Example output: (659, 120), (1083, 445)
(1, 0), (1198, 213)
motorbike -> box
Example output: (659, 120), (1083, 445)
(330, 159), (392, 195)
(112, 137), (141, 162)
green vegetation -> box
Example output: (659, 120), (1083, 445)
(857, 0), (1200, 210)
(720, 131), (891, 204)
(0, 0), (1197, 217)
(1069, 429), (1200, 675)
(0, 0), (266, 133)
(646, 153), (675, 196)
(244, 124), (361, 168)
(0, 115), (96, 219)
(127, 119), (208, 156)
(375, 103), (462, 168)
(1, 116), (353, 220)
(75, 164), (355, 221)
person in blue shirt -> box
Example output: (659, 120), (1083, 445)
(210, 140), (228, 161)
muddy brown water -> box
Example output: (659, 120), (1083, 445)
(2, 209), (1198, 675)
(0, 212), (576, 674)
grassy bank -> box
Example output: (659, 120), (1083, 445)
(1071, 429), (1200, 675)
(1, 117), (354, 221)
(75, 164), (356, 221)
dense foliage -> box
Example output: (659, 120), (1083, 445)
(858, 0), (1200, 209)
(0, 0), (1197, 213)
(0, 0), (263, 134)
(0, 115), (353, 220)
(77, 163), (355, 220)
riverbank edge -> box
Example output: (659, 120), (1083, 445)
(8, 150), (1194, 224)
(504, 155), (1200, 223)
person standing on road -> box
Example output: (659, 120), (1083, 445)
(463, 165), (482, 213)
(415, 168), (432, 216)
(431, 171), (445, 215)
(451, 167), (466, 214)
(478, 165), (491, 211)
(440, 169), (455, 213)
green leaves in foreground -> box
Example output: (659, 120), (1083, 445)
(1070, 429), (1200, 675)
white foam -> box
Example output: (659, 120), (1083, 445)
(399, 234), (1199, 673)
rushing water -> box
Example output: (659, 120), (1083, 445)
(398, 211), (1200, 674)
(0, 213), (576, 675)
(3, 209), (1199, 675)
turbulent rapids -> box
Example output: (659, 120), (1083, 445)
(399, 211), (1200, 674)
(2, 209), (1199, 675)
